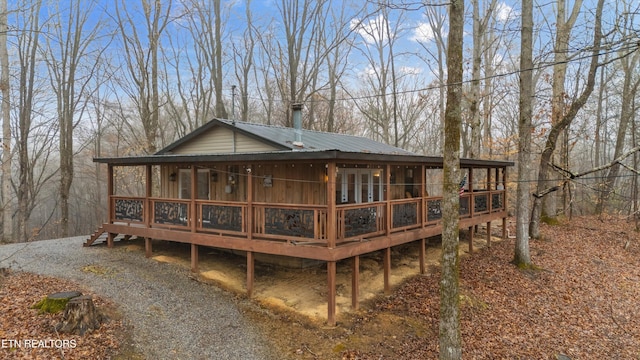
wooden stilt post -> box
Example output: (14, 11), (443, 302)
(107, 233), (114, 248)
(502, 217), (507, 239)
(327, 261), (337, 326)
(383, 247), (391, 295)
(486, 221), (492, 248)
(191, 244), (198, 273)
(352, 256), (360, 310)
(469, 226), (474, 253)
(144, 237), (152, 258)
(247, 251), (254, 298)
(419, 238), (426, 274)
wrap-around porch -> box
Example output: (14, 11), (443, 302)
(90, 155), (511, 325)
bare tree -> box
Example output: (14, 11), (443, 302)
(0, 0), (11, 241)
(468, 0), (498, 158)
(115, 0), (172, 154)
(351, 4), (408, 145)
(43, 1), (105, 237)
(414, 4), (447, 153)
(231, 0), (255, 122)
(440, 0), (463, 357)
(596, 17), (640, 213)
(180, 0), (228, 121)
(13, 0), (60, 241)
(530, 0), (604, 238)
(258, 0), (328, 127)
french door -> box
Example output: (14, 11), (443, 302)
(337, 169), (383, 204)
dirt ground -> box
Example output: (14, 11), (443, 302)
(119, 224), (503, 359)
(132, 227), (498, 323)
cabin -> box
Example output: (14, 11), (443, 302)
(89, 105), (513, 325)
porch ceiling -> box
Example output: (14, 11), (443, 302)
(94, 150), (514, 168)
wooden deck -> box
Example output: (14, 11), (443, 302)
(88, 190), (507, 326)
(93, 189), (506, 259)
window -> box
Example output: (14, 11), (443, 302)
(178, 169), (210, 200)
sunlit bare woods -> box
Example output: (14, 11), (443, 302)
(0, 0), (637, 261)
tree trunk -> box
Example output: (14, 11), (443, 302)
(439, 0), (463, 358)
(56, 295), (101, 336)
(0, 0), (11, 242)
(515, 0), (534, 266)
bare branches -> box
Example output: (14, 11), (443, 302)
(538, 145), (640, 198)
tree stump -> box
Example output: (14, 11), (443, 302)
(32, 291), (83, 314)
(56, 295), (101, 335)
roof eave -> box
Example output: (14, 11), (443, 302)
(94, 150), (514, 168)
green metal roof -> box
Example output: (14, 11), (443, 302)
(95, 118), (513, 168)
(157, 118), (414, 156)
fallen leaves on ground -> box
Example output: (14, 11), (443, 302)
(357, 215), (640, 359)
(247, 215), (640, 359)
(0, 271), (125, 360)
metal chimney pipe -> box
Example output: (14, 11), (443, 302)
(292, 103), (303, 147)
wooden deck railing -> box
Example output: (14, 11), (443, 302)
(252, 203), (328, 244)
(108, 190), (506, 245)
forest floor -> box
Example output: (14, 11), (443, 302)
(2, 214), (640, 359)
(0, 271), (127, 359)
(245, 214), (640, 359)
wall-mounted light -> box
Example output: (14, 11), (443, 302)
(169, 172), (177, 182)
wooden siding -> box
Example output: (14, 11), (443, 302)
(170, 127), (279, 154)
(252, 164), (326, 205)
(160, 163), (326, 205)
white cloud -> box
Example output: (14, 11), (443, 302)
(411, 22), (435, 42)
(495, 2), (517, 22)
(350, 14), (389, 44)
(400, 66), (423, 75)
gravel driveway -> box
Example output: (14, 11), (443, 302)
(0, 237), (280, 360)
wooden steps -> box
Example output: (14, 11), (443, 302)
(84, 227), (139, 247)
(84, 226), (107, 247)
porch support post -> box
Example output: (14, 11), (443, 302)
(503, 166), (508, 211)
(468, 167), (474, 218)
(327, 261), (337, 326)
(145, 237), (152, 258)
(351, 256), (360, 310)
(191, 244), (198, 273)
(421, 164), (426, 227)
(107, 165), (114, 224)
(502, 167), (508, 240)
(419, 238), (426, 274)
(145, 165), (152, 228)
(190, 166), (197, 232)
(468, 226), (474, 253)
(385, 165), (391, 236)
(326, 163), (337, 248)
(247, 165), (253, 240)
(502, 217), (507, 239)
(383, 247), (391, 295)
(486, 221), (492, 248)
(107, 232), (114, 248)
(247, 251), (254, 298)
